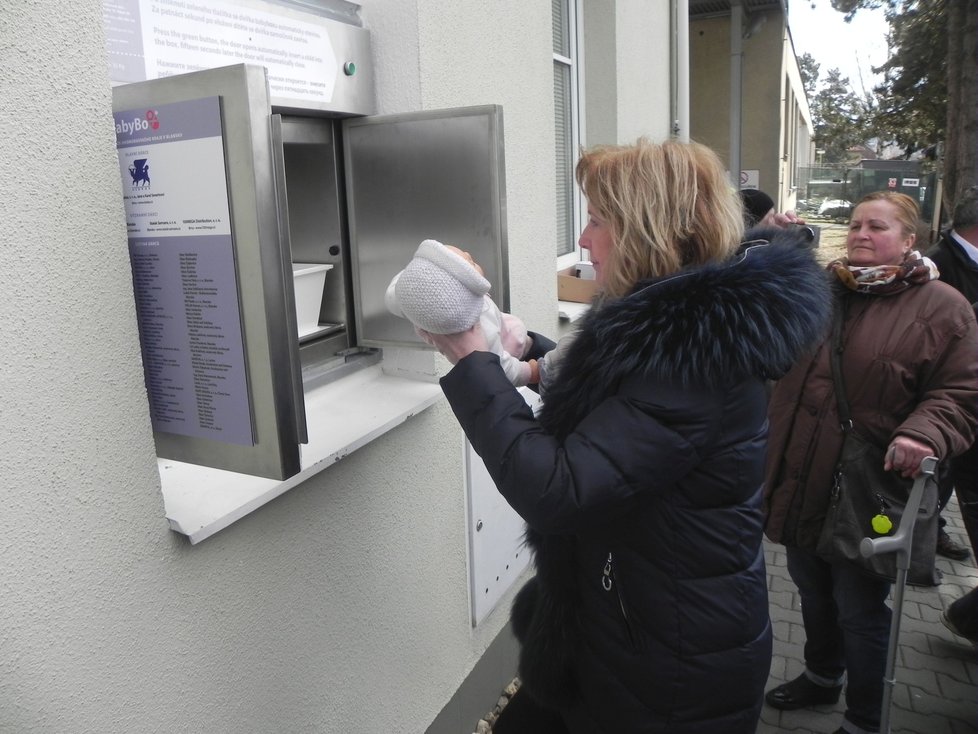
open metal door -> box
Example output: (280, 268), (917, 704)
(113, 64), (305, 480)
(343, 105), (509, 349)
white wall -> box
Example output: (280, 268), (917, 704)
(0, 1), (669, 731)
(585, 0), (673, 146)
(615, 0), (672, 142)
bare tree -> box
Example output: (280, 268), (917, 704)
(831, 0), (978, 212)
(944, 0), (978, 212)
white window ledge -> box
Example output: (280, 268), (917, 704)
(159, 363), (443, 544)
(557, 299), (590, 322)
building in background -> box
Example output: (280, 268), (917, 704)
(689, 0), (814, 213)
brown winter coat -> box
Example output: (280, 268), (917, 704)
(764, 279), (978, 549)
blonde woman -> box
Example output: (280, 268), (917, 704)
(422, 139), (831, 733)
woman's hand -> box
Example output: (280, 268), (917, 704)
(884, 435), (936, 478)
(416, 323), (489, 365)
(772, 210), (805, 227)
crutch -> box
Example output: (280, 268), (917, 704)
(859, 455), (939, 734)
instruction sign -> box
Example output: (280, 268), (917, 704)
(115, 96), (254, 446)
(103, 0), (338, 104)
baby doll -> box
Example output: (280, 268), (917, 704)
(385, 239), (541, 387)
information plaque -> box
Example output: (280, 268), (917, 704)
(103, 0), (338, 105)
(115, 96), (255, 446)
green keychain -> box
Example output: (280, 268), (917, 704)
(872, 514), (893, 534)
(872, 493), (893, 534)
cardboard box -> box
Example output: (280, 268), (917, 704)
(557, 265), (599, 303)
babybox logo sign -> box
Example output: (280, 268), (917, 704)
(128, 158), (151, 188)
(115, 109), (160, 138)
(115, 97), (221, 151)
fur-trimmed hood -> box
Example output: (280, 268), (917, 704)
(540, 231), (832, 436)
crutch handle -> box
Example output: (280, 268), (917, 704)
(859, 456), (938, 561)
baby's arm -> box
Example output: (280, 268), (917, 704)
(499, 312), (531, 359)
(480, 301), (538, 387)
(494, 350), (538, 387)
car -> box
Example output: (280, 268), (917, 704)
(818, 198), (853, 220)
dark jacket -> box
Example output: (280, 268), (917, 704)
(927, 229), (978, 306)
(927, 228), (978, 522)
(440, 233), (831, 733)
(764, 278), (978, 550)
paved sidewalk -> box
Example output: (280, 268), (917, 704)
(760, 496), (978, 734)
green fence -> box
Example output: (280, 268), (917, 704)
(795, 166), (938, 223)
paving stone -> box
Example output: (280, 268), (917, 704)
(770, 575), (802, 595)
(894, 666), (941, 696)
(903, 647), (971, 686)
(890, 707), (955, 734)
(770, 603), (802, 625)
(475, 503), (978, 733)
(899, 686), (975, 726)
(899, 629), (939, 657)
(949, 717), (978, 734)
(768, 588), (794, 609)
(938, 670), (978, 701)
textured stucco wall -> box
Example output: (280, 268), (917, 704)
(0, 0), (553, 731)
(584, 0), (618, 146)
(0, 1), (668, 731)
(615, 0), (672, 143)
(586, 0), (673, 147)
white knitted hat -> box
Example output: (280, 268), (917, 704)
(392, 239), (491, 334)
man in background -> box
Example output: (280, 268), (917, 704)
(928, 185), (978, 645)
(927, 186), (978, 563)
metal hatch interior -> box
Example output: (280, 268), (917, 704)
(275, 103), (509, 364)
(340, 105), (509, 350)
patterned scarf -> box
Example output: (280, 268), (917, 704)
(827, 250), (939, 295)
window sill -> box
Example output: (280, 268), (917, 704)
(159, 363), (443, 544)
(557, 299), (590, 322)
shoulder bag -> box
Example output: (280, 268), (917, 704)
(815, 303), (941, 587)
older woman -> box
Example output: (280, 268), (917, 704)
(420, 139), (831, 733)
(764, 191), (978, 734)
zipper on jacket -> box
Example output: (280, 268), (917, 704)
(602, 552), (636, 647)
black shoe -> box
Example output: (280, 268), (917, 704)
(942, 610), (978, 644)
(936, 529), (971, 560)
(765, 673), (842, 710)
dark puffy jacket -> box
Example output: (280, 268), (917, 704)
(927, 230), (978, 306)
(440, 234), (831, 733)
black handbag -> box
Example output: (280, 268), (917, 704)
(815, 303), (941, 587)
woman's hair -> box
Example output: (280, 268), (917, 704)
(575, 138), (744, 299)
(852, 191), (921, 237)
